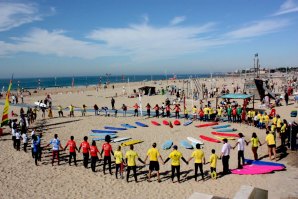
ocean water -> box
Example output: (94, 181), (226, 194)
(0, 74), (221, 91)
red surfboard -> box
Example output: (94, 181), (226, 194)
(211, 132), (239, 137)
(173, 120), (181, 125)
(151, 121), (161, 126)
(199, 135), (221, 143)
(162, 120), (169, 125)
(195, 122), (218, 128)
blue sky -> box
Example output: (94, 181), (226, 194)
(0, 0), (298, 78)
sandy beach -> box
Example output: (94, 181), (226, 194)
(0, 76), (297, 199)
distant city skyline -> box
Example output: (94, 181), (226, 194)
(0, 0), (297, 78)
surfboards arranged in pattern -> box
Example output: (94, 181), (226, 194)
(121, 124), (137, 128)
(120, 140), (143, 147)
(104, 126), (127, 131)
(135, 122), (148, 127)
(162, 120), (169, 125)
(212, 124), (231, 129)
(215, 128), (237, 132)
(199, 135), (221, 143)
(173, 120), (181, 125)
(89, 133), (116, 136)
(162, 140), (173, 150)
(151, 121), (161, 126)
(214, 135), (235, 140)
(180, 140), (193, 149)
(183, 120), (193, 126)
(91, 130), (118, 134)
(92, 134), (117, 141)
(195, 122), (218, 128)
(211, 132), (239, 137)
(187, 137), (204, 145)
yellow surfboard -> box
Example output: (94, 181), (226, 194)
(214, 136), (235, 140)
(120, 140), (143, 147)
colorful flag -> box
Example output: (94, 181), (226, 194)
(1, 78), (12, 127)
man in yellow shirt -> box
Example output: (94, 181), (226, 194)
(144, 143), (164, 182)
(263, 131), (276, 160)
(264, 112), (270, 130)
(164, 145), (188, 183)
(125, 145), (145, 183)
(276, 115), (282, 138)
(188, 143), (206, 181)
(203, 105), (209, 121)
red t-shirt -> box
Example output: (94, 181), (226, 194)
(66, 140), (76, 153)
(102, 143), (112, 157)
(90, 146), (99, 157)
(166, 106), (171, 111)
(80, 141), (90, 153)
(232, 108), (237, 115)
(154, 106), (159, 111)
(175, 106), (180, 112)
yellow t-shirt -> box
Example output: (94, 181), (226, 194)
(264, 115), (269, 122)
(272, 117), (277, 125)
(247, 111), (251, 117)
(276, 118), (282, 128)
(203, 107), (209, 115)
(69, 106), (74, 112)
(217, 108), (222, 116)
(251, 137), (259, 147)
(259, 114), (263, 122)
(271, 124), (276, 132)
(209, 108), (213, 115)
(281, 124), (286, 133)
(266, 134), (275, 145)
(192, 108), (197, 114)
(191, 149), (204, 163)
(125, 150), (139, 166)
(114, 150), (123, 164)
(251, 111), (256, 117)
(169, 150), (183, 166)
(209, 154), (218, 168)
(147, 148), (160, 161)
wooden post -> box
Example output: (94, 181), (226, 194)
(253, 95), (255, 109)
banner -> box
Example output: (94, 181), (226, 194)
(1, 78), (12, 127)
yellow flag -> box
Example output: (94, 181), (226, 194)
(1, 79), (12, 126)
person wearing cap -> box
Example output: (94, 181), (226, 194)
(233, 133), (248, 169)
(188, 143), (206, 181)
(144, 143), (164, 182)
(101, 135), (114, 175)
(263, 131), (277, 160)
(221, 138), (231, 175)
(164, 145), (188, 183)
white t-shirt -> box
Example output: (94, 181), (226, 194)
(221, 143), (231, 156)
(15, 132), (21, 139)
(11, 128), (16, 136)
(237, 138), (245, 151)
(22, 134), (28, 143)
(31, 131), (35, 137)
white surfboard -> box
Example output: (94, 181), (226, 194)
(112, 137), (131, 143)
(187, 137), (204, 145)
(34, 102), (47, 108)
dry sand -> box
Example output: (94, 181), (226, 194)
(0, 77), (297, 199)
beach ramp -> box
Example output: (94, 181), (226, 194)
(233, 185), (268, 199)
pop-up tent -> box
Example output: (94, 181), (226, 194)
(138, 86), (156, 96)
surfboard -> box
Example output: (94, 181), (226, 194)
(231, 164), (285, 175)
(151, 121), (161, 126)
(245, 159), (286, 168)
(112, 137), (131, 143)
(135, 122), (148, 127)
(92, 134), (117, 141)
(120, 140), (143, 147)
(89, 133), (117, 136)
(162, 140), (173, 150)
(121, 124), (136, 128)
(199, 135), (221, 143)
(211, 132), (239, 137)
(214, 135), (235, 140)
(162, 120), (169, 125)
(215, 128), (237, 132)
(91, 130), (118, 134)
(180, 140), (193, 149)
(173, 120), (181, 125)
(212, 124), (231, 129)
(104, 126), (127, 131)
(183, 120), (193, 126)
(195, 122), (218, 128)
(34, 102), (47, 108)
(187, 137), (204, 145)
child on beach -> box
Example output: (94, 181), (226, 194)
(154, 104), (160, 118)
(209, 149), (219, 179)
(22, 133), (28, 152)
(90, 141), (102, 172)
(146, 103), (151, 118)
(64, 136), (78, 166)
(79, 136), (90, 168)
(81, 104), (87, 116)
(133, 103), (139, 117)
(101, 135), (114, 175)
(247, 132), (262, 160)
(192, 106), (197, 121)
(263, 131), (277, 160)
(114, 146), (125, 179)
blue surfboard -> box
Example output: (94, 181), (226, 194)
(162, 140), (173, 150)
(216, 128), (237, 132)
(91, 130), (118, 134)
(183, 120), (193, 126)
(180, 140), (193, 149)
(245, 159), (286, 168)
(89, 133), (116, 136)
(92, 134), (117, 141)
(135, 122), (148, 127)
(104, 126), (127, 131)
(212, 124), (231, 129)
(121, 124), (137, 128)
